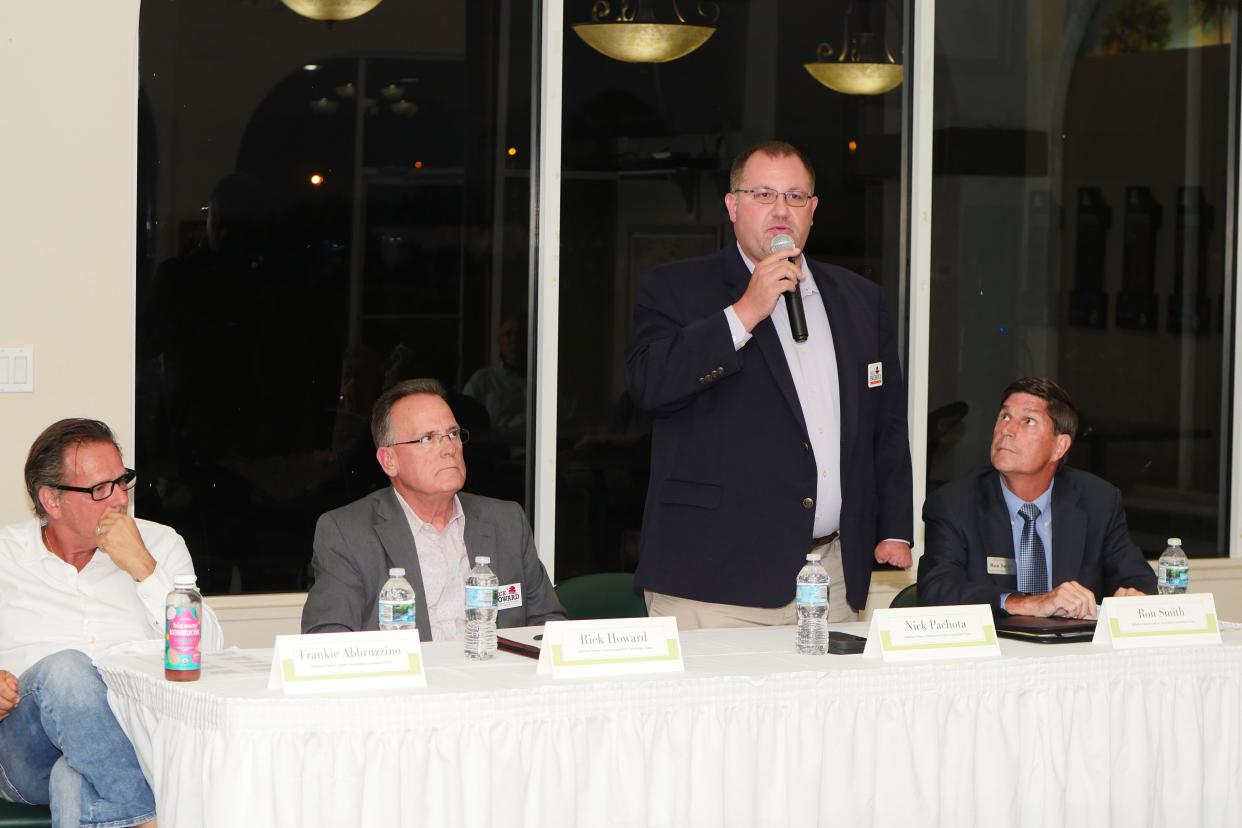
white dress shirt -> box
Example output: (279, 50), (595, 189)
(726, 244), (843, 537)
(0, 517), (223, 677)
(394, 492), (469, 642)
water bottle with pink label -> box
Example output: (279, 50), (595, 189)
(165, 574), (202, 681)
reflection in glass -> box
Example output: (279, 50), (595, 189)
(928, 1), (1234, 556)
(136, 2), (535, 593)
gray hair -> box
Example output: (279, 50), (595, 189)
(370, 378), (448, 447)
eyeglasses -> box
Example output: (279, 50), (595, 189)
(51, 469), (137, 501)
(388, 428), (470, 450)
(732, 188), (813, 207)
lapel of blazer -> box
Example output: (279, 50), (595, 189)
(977, 469), (1019, 586)
(461, 494), (497, 567)
(1050, 470), (1086, 589)
(810, 261), (859, 469)
(373, 488), (432, 641)
(723, 245), (808, 437)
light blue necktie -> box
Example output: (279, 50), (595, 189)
(1017, 503), (1048, 595)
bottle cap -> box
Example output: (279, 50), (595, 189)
(806, 552), (822, 562)
(1167, 538), (1182, 547)
(173, 574), (197, 587)
(475, 556), (491, 565)
(389, 567), (405, 577)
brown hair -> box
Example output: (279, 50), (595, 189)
(25, 419), (120, 518)
(1000, 376), (1079, 440)
(371, 378), (448, 447)
(729, 140), (816, 193)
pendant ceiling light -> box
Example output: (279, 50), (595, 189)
(280, 0), (383, 22)
(804, 1), (902, 95)
(573, 1), (719, 64)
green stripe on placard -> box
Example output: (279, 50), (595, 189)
(551, 638), (681, 667)
(1109, 612), (1218, 638)
(880, 626), (997, 651)
(282, 653), (422, 682)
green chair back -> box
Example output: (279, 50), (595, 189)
(554, 573), (647, 621)
(0, 801), (52, 827)
(889, 583), (918, 608)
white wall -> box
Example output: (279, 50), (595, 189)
(0, 1), (142, 525)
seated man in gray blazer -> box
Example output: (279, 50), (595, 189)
(302, 378), (565, 640)
(918, 376), (1156, 618)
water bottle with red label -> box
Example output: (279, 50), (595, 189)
(165, 574), (202, 681)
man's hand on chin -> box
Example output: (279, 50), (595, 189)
(96, 511), (157, 582)
(1005, 580), (1097, 619)
(873, 540), (912, 569)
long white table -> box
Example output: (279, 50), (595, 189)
(98, 625), (1242, 828)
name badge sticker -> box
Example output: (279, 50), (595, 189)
(1093, 593), (1221, 649)
(867, 361), (884, 388)
(863, 604), (999, 662)
(497, 582), (524, 610)
(987, 556), (1017, 576)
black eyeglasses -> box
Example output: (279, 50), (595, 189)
(388, 429), (470, 450)
(51, 469), (138, 501)
(732, 188), (812, 207)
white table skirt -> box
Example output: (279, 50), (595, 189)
(98, 626), (1242, 828)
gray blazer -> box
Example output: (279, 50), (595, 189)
(301, 488), (566, 640)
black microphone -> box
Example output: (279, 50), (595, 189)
(771, 234), (808, 343)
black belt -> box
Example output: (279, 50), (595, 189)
(810, 531), (839, 549)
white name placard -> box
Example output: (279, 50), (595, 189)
(863, 604), (1000, 662)
(536, 617), (683, 679)
(267, 630), (425, 695)
(1093, 593), (1221, 649)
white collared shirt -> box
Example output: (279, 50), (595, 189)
(725, 243), (843, 537)
(0, 518), (223, 677)
(394, 491), (469, 642)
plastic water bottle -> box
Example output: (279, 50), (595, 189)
(1157, 537), (1189, 594)
(378, 567), (417, 632)
(464, 556), (499, 660)
(795, 552), (830, 655)
(165, 574), (202, 682)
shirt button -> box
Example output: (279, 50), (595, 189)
(802, 497), (815, 509)
(801, 441), (811, 452)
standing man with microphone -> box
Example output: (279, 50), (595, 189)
(626, 140), (913, 627)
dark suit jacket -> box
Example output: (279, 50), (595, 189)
(301, 488), (566, 639)
(918, 465), (1157, 609)
(624, 245), (913, 610)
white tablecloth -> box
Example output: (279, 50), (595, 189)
(98, 625), (1242, 828)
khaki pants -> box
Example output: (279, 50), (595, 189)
(645, 539), (857, 629)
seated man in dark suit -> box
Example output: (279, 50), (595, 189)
(302, 378), (565, 640)
(919, 377), (1156, 618)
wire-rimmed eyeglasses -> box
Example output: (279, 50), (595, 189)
(388, 428), (470, 450)
(731, 188), (812, 207)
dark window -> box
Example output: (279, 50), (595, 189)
(136, 2), (536, 593)
(928, 2), (1236, 556)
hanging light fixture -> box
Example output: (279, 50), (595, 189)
(804, 0), (902, 95)
(573, 1), (719, 64)
(280, 0), (383, 22)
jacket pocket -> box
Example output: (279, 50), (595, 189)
(659, 479), (721, 509)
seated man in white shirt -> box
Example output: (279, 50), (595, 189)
(0, 418), (221, 828)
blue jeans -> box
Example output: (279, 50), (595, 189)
(0, 650), (155, 828)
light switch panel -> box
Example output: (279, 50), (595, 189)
(0, 348), (33, 392)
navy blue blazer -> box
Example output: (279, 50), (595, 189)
(625, 245), (913, 610)
(918, 465), (1157, 609)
